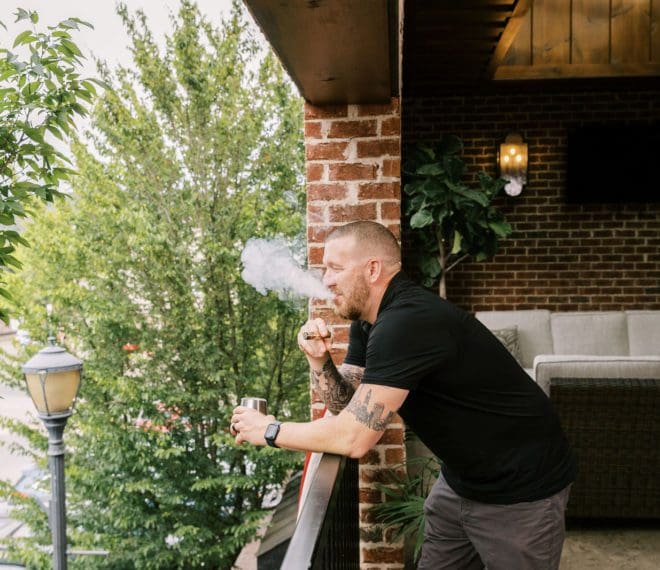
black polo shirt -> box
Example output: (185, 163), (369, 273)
(344, 272), (577, 504)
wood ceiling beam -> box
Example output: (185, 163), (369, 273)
(494, 62), (660, 80)
(486, 0), (533, 78)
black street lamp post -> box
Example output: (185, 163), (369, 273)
(22, 339), (82, 570)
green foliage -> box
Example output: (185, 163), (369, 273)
(0, 8), (106, 320)
(371, 455), (440, 564)
(404, 136), (512, 297)
(1, 1), (307, 568)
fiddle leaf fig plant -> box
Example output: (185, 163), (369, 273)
(404, 135), (512, 298)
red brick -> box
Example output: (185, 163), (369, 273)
(304, 103), (348, 119)
(358, 182), (399, 200)
(304, 121), (322, 138)
(307, 225), (333, 243)
(381, 116), (401, 136)
(385, 447), (405, 464)
(328, 203), (378, 222)
(307, 183), (349, 201)
(380, 201), (401, 220)
(308, 246), (324, 265)
(359, 488), (383, 504)
(329, 163), (377, 181)
(360, 448), (382, 465)
(306, 163), (324, 182)
(362, 547), (404, 564)
(328, 120), (378, 139)
(307, 204), (325, 224)
(356, 139), (400, 158)
(306, 141), (349, 161)
(357, 98), (400, 116)
(379, 427), (404, 445)
(382, 158), (401, 178)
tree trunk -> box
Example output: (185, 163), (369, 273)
(437, 238), (448, 299)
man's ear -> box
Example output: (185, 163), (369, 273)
(366, 258), (382, 283)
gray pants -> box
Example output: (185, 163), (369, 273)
(418, 472), (571, 570)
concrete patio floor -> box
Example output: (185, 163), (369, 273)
(561, 522), (660, 569)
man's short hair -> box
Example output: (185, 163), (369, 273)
(326, 220), (401, 264)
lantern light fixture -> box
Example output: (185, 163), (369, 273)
(23, 339), (82, 418)
(22, 338), (82, 570)
(498, 133), (528, 197)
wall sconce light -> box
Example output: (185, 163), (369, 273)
(498, 133), (528, 196)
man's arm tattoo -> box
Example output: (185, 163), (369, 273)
(311, 359), (363, 415)
(346, 388), (395, 431)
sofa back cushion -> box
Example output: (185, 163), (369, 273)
(551, 312), (629, 356)
(626, 311), (660, 356)
(475, 310), (552, 369)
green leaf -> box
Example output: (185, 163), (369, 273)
(488, 220), (512, 238)
(451, 231), (462, 254)
(410, 209), (433, 229)
(14, 8), (31, 23)
(60, 38), (83, 58)
(452, 186), (489, 207)
(416, 162), (444, 176)
(420, 256), (441, 278)
(13, 30), (35, 48)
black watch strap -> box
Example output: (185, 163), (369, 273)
(264, 421), (282, 448)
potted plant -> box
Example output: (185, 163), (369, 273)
(404, 135), (512, 298)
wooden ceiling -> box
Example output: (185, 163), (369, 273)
(244, 0), (660, 104)
(403, 0), (525, 94)
(244, 0), (398, 105)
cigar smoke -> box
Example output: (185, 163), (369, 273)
(241, 238), (331, 300)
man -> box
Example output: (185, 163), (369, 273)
(231, 220), (577, 569)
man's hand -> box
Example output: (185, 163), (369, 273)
(297, 318), (332, 366)
(230, 406), (275, 446)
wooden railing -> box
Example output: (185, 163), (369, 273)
(281, 454), (359, 570)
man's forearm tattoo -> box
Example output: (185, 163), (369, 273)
(311, 359), (363, 414)
(346, 388), (394, 432)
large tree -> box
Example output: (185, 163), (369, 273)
(0, 8), (101, 320)
(1, 1), (308, 568)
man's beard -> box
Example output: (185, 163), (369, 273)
(334, 276), (369, 321)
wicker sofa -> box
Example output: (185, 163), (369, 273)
(475, 310), (660, 519)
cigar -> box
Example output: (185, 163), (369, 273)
(302, 331), (332, 341)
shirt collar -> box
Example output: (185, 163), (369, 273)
(376, 271), (410, 317)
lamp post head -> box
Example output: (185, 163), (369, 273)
(22, 342), (83, 419)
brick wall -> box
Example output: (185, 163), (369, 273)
(304, 98), (405, 569)
(403, 88), (660, 312)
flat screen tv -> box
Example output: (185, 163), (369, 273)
(566, 123), (660, 204)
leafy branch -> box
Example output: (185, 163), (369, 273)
(404, 136), (512, 298)
(0, 8), (108, 320)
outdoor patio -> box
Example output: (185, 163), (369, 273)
(245, 0), (660, 568)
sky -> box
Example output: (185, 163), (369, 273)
(1, 0), (243, 79)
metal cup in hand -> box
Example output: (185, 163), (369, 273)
(240, 397), (267, 415)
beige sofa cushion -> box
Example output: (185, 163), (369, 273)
(533, 354), (660, 395)
(475, 310), (552, 369)
(550, 312), (629, 356)
(626, 310), (660, 356)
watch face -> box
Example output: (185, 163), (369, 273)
(265, 424), (277, 439)
(265, 422), (281, 445)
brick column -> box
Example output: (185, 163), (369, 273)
(304, 97), (405, 569)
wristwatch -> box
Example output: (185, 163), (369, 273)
(264, 421), (282, 448)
